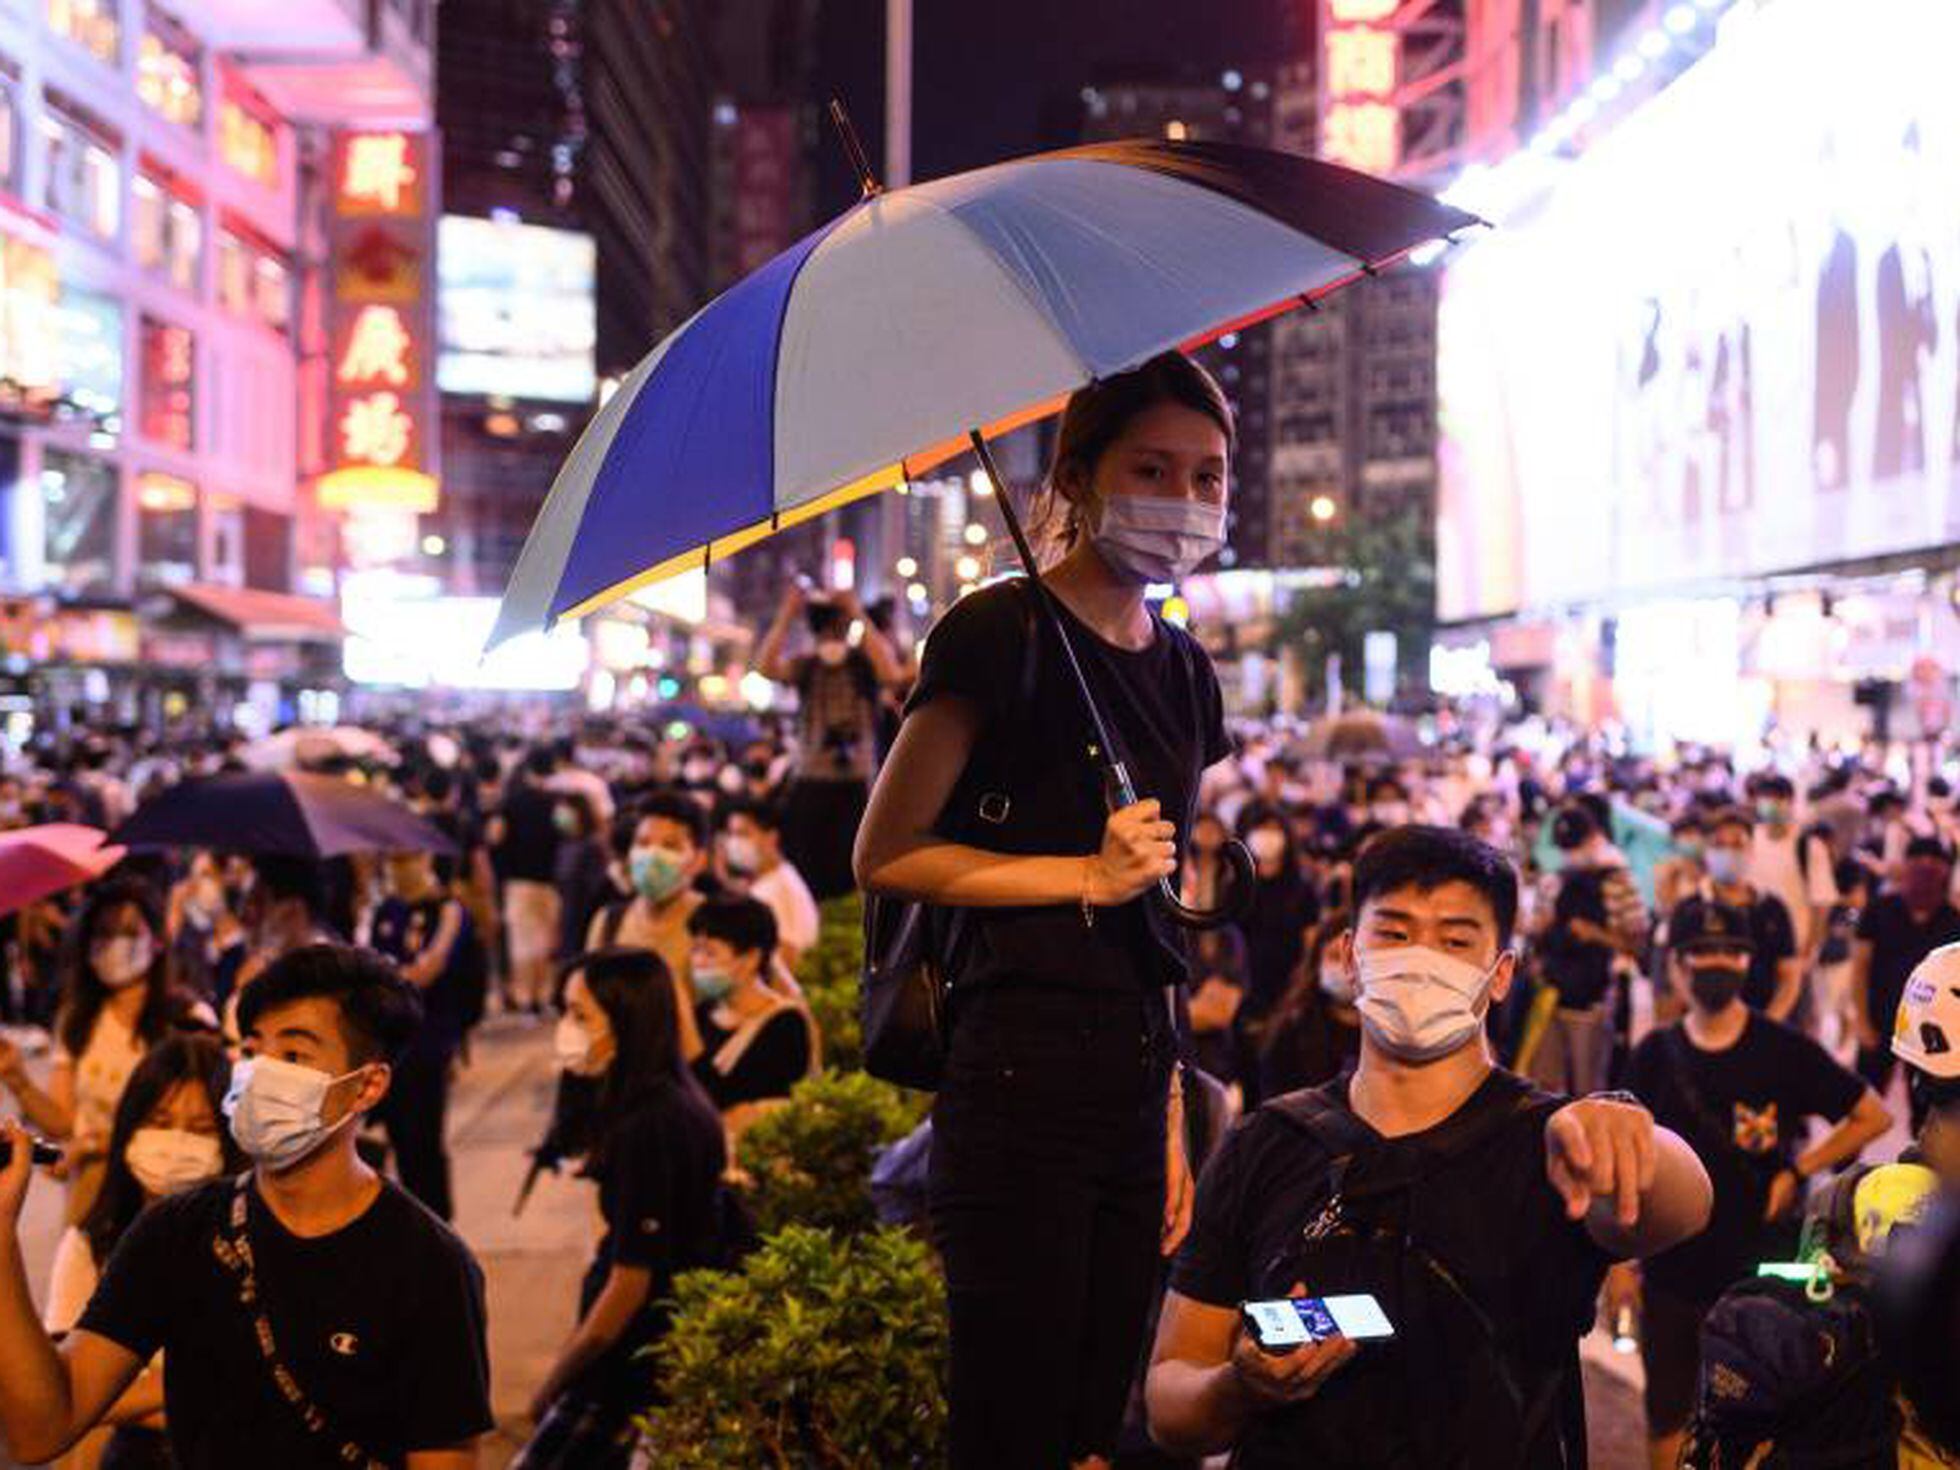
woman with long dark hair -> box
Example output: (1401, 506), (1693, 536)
(0, 877), (211, 1223)
(517, 947), (728, 1469)
(1256, 911), (1362, 1098)
(43, 1031), (239, 1469)
(855, 352), (1236, 1469)
(1231, 804), (1321, 1103)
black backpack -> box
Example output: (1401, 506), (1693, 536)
(1256, 1074), (1588, 1469)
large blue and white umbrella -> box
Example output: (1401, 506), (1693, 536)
(492, 139), (1476, 644)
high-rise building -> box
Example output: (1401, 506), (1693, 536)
(0, 0), (433, 725)
(1077, 67), (1277, 568)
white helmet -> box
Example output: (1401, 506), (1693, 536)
(1893, 941), (1960, 1080)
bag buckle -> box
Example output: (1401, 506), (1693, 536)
(977, 791), (1011, 824)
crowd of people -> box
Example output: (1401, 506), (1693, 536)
(0, 350), (1955, 1468)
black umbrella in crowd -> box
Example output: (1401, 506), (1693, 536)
(112, 770), (456, 860)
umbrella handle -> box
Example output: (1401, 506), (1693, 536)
(1100, 759), (1254, 931)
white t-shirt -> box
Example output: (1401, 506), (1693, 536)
(1748, 828), (1837, 955)
(751, 862), (819, 957)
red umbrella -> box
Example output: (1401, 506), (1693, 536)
(0, 824), (125, 918)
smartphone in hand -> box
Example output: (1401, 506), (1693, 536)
(1242, 1293), (1394, 1353)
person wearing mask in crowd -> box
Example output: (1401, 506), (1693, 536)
(550, 792), (613, 965)
(717, 799), (818, 973)
(491, 747), (563, 1017)
(165, 852), (243, 1004)
(0, 879), (211, 1225)
(220, 856), (338, 1037)
(1532, 804), (1647, 1097)
(1256, 912), (1361, 1099)
(544, 738), (615, 834)
(521, 948), (728, 1468)
(1864, 788), (1914, 890)
(1852, 835), (1960, 1113)
(685, 895), (816, 1139)
(0, 945), (493, 1468)
(1180, 811), (1234, 916)
(587, 793), (711, 1064)
(855, 353), (1236, 1470)
(365, 849), (479, 1221)
(756, 584), (903, 901)
(1612, 897), (1889, 1470)
(43, 1032), (239, 1470)
(1655, 813), (1709, 919)
(1147, 826), (1714, 1466)
(1233, 805), (1320, 1105)
(1186, 919), (1249, 1090)
(1813, 857), (1870, 1055)
(1695, 807), (1803, 1020)
(1746, 773), (1839, 1007)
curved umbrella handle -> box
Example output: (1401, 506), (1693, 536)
(1157, 837), (1255, 931)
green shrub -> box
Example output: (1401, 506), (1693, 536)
(641, 1223), (947, 1467)
(736, 1068), (927, 1236)
(803, 972), (862, 1074)
(798, 892), (866, 1073)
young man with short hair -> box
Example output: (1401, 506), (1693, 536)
(718, 799), (819, 971)
(1695, 808), (1803, 1020)
(0, 945), (493, 1468)
(588, 792), (711, 1061)
(1614, 900), (1888, 1470)
(686, 894), (815, 1136)
(1147, 826), (1714, 1468)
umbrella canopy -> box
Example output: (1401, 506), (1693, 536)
(113, 771), (456, 860)
(493, 139), (1475, 641)
(1296, 711), (1425, 763)
(241, 726), (398, 772)
(0, 824), (125, 918)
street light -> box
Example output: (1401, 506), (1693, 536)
(968, 469), (994, 498)
(955, 554), (981, 581)
(963, 523), (987, 545)
(1310, 495), (1338, 523)
(895, 555), (918, 578)
(422, 534), (447, 556)
(906, 581), (928, 602)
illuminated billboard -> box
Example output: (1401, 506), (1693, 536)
(437, 216), (596, 404)
(341, 571), (586, 690)
(1437, 0), (1960, 621)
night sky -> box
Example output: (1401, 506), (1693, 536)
(812, 0), (1298, 213)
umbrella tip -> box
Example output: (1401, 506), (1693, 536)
(827, 98), (883, 199)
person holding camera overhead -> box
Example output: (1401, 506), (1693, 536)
(755, 580), (903, 901)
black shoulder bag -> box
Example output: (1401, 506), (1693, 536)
(861, 582), (1043, 1091)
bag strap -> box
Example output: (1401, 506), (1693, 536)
(209, 1173), (387, 1469)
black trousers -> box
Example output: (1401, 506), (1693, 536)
(380, 1029), (455, 1221)
(930, 984), (1174, 1469)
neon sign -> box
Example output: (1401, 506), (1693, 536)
(1323, 0), (1401, 175)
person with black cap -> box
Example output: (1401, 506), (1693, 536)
(1851, 834), (1960, 1102)
(1612, 895), (1890, 1470)
(1531, 802), (1647, 1096)
(1696, 806), (1803, 1019)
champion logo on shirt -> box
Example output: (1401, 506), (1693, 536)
(1732, 1102), (1779, 1155)
(329, 1332), (360, 1357)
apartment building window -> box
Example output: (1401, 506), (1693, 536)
(136, 471), (199, 585)
(41, 449), (117, 596)
(41, 106), (119, 242)
(46, 0), (118, 66)
(217, 228), (290, 332)
(132, 173), (201, 292)
(218, 95), (279, 188)
(138, 9), (204, 129)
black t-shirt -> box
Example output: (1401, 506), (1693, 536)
(691, 1002), (813, 1109)
(1626, 1015), (1864, 1302)
(905, 579), (1230, 991)
(1855, 893), (1960, 1026)
(79, 1177), (492, 1468)
(496, 779), (560, 883)
(1171, 1069), (1613, 1469)
(1240, 871), (1319, 1018)
(367, 895), (469, 1043)
(1542, 866), (1617, 1009)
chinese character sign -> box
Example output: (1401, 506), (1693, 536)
(1322, 0), (1402, 175)
(324, 130), (437, 513)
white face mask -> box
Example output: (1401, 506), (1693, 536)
(124, 1126), (224, 1196)
(554, 1014), (609, 1077)
(815, 639), (849, 667)
(1353, 943), (1498, 1062)
(724, 834), (762, 874)
(1090, 495), (1227, 584)
(92, 933), (155, 990)
(1247, 828), (1288, 866)
(222, 1056), (364, 1171)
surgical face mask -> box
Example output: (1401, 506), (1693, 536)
(1705, 848), (1748, 886)
(1675, 836), (1705, 861)
(1685, 962), (1747, 1012)
(680, 758), (715, 786)
(630, 845), (690, 903)
(222, 1056), (363, 1171)
(1373, 801), (1411, 827)
(1089, 495), (1227, 585)
(692, 961), (736, 1003)
(1757, 800), (1791, 827)
(553, 1014), (610, 1077)
(1247, 828), (1288, 867)
(724, 834), (762, 874)
(1318, 962), (1358, 1006)
(92, 933), (155, 990)
(815, 639), (849, 668)
(716, 765), (747, 796)
(1353, 943), (1497, 1063)
(124, 1127), (223, 1197)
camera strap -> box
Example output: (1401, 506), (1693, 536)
(209, 1172), (387, 1469)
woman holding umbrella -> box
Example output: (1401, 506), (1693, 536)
(855, 353), (1235, 1470)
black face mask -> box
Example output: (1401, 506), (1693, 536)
(1687, 964), (1746, 1011)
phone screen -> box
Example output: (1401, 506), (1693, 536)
(1244, 1293), (1395, 1349)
